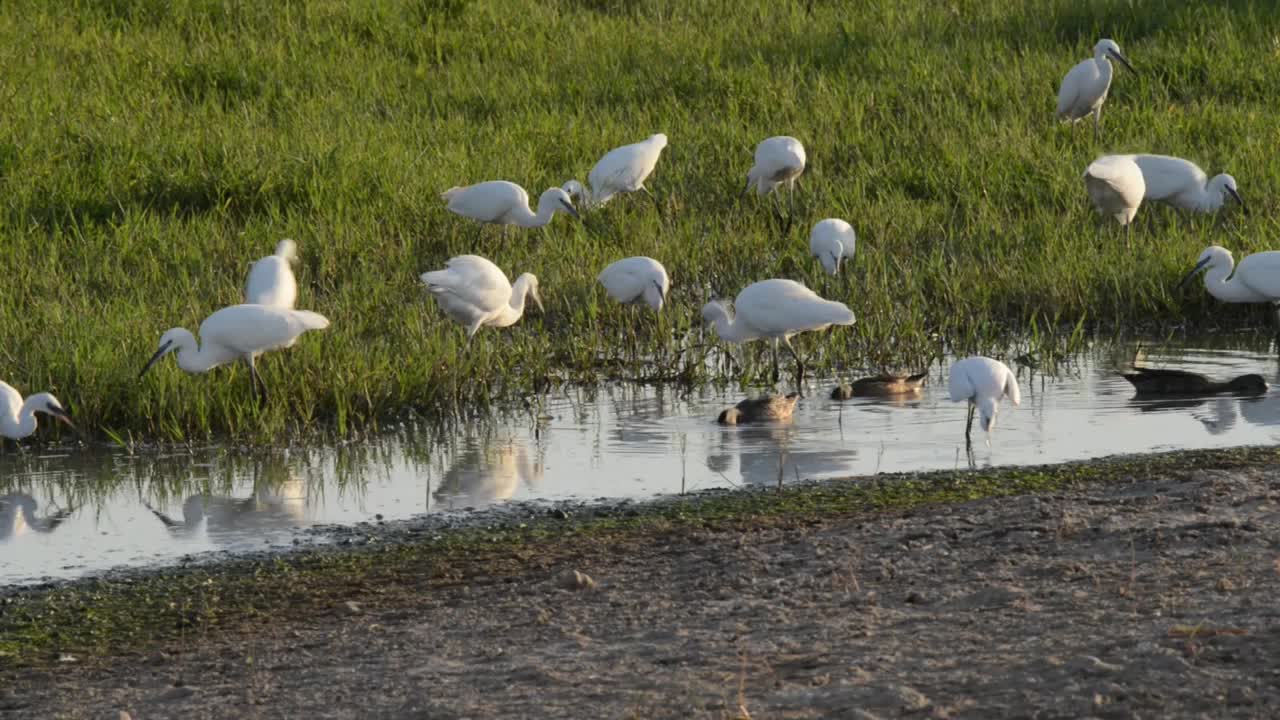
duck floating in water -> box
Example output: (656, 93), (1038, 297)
(1123, 367), (1268, 397)
(831, 372), (928, 399)
(717, 393), (800, 425)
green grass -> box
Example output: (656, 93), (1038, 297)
(3, 444), (1277, 668)
(3, 0), (1279, 439)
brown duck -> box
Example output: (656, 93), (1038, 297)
(1122, 368), (1268, 397)
(717, 393), (800, 425)
(831, 372), (928, 400)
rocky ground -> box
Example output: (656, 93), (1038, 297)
(5, 463), (1280, 719)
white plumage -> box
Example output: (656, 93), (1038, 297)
(1128, 155), (1244, 213)
(420, 255), (543, 338)
(809, 219), (856, 275)
(563, 134), (668, 209)
(1056, 38), (1134, 138)
(701, 278), (855, 380)
(1084, 155), (1145, 230)
(245, 239), (298, 309)
(1181, 246), (1280, 305)
(140, 304), (331, 401)
(948, 356), (1020, 440)
(598, 257), (670, 312)
(441, 181), (579, 228)
(745, 136), (806, 196)
(0, 382), (73, 440)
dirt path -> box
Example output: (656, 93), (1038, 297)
(6, 465), (1280, 719)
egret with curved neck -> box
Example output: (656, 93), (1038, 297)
(441, 181), (579, 231)
(421, 255), (544, 340)
(0, 382), (74, 441)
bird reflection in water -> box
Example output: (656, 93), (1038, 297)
(709, 412), (856, 488)
(0, 493), (74, 542)
(434, 440), (543, 509)
(143, 470), (308, 543)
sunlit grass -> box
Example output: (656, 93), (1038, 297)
(2, 0), (1278, 439)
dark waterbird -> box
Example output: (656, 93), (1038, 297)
(1122, 367), (1268, 397)
(717, 393), (800, 425)
(831, 372), (928, 400)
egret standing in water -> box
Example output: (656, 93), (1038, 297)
(0, 382), (74, 441)
(1084, 155), (1145, 242)
(1181, 245), (1280, 328)
(809, 219), (856, 275)
(1056, 38), (1135, 140)
(245, 239), (298, 309)
(1129, 155), (1245, 215)
(701, 278), (854, 385)
(563, 133), (668, 212)
(948, 356), (1020, 446)
(441, 181), (579, 238)
(745, 136), (806, 229)
(420, 255), (543, 340)
(140, 305), (331, 402)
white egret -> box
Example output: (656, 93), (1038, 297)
(1129, 155), (1245, 214)
(244, 239), (298, 309)
(1056, 38), (1135, 139)
(1181, 245), (1280, 329)
(597, 256), (670, 311)
(701, 278), (855, 383)
(948, 356), (1020, 445)
(420, 254), (543, 340)
(140, 304), (331, 402)
(745, 136), (806, 228)
(0, 382), (74, 441)
(809, 219), (856, 275)
(1084, 155), (1145, 241)
(441, 181), (578, 235)
(563, 133), (668, 211)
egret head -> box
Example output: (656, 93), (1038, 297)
(560, 180), (587, 206)
(1210, 174), (1245, 212)
(275, 239), (298, 263)
(26, 393), (74, 429)
(538, 187), (580, 220)
(976, 396), (999, 433)
(647, 133), (669, 150)
(1180, 245), (1232, 289)
(140, 328), (194, 378)
(516, 273), (544, 313)
(1095, 39), (1134, 72)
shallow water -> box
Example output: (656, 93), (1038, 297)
(4, 344), (1280, 585)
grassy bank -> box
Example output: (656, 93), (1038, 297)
(3, 444), (1277, 669)
(2, 0), (1278, 439)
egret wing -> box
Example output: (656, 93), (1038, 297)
(200, 305), (329, 355)
(245, 257), (298, 308)
(421, 255), (512, 314)
(1235, 251), (1280, 299)
(734, 279), (854, 336)
(1132, 155), (1208, 202)
(0, 381), (23, 419)
(444, 182), (524, 223)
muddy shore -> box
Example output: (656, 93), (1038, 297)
(4, 448), (1280, 718)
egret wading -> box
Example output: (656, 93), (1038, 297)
(140, 305), (331, 402)
(701, 278), (855, 386)
(420, 255), (543, 340)
(597, 256), (670, 359)
(441, 181), (579, 240)
(809, 219), (856, 275)
(0, 382), (74, 441)
(1181, 245), (1280, 334)
(245, 239), (298, 309)
(563, 133), (668, 213)
(1129, 155), (1245, 216)
(948, 356), (1020, 446)
(745, 136), (806, 230)
(1056, 38), (1135, 140)
(1084, 155), (1145, 242)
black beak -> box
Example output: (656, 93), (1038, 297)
(1108, 49), (1135, 73)
(1226, 186), (1247, 213)
(140, 340), (173, 379)
(559, 199), (580, 219)
(1179, 256), (1213, 289)
(45, 402), (76, 431)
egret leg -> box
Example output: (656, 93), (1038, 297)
(784, 338), (806, 392)
(640, 186), (662, 221)
(771, 341), (781, 385)
(965, 401), (975, 447)
(247, 355), (268, 404)
(1092, 107), (1102, 141)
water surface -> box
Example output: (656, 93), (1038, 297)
(4, 344), (1280, 585)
